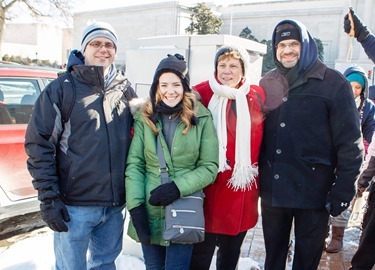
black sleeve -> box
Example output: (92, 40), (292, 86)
(24, 80), (63, 192)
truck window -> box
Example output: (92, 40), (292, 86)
(0, 78), (40, 124)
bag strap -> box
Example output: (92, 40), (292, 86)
(57, 72), (76, 123)
(121, 80), (133, 102)
(156, 135), (171, 184)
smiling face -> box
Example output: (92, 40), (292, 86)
(216, 55), (244, 88)
(276, 39), (301, 69)
(157, 72), (184, 108)
(83, 37), (115, 75)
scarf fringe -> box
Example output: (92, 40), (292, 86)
(227, 164), (259, 191)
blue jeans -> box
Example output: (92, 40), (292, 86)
(142, 243), (193, 270)
(54, 205), (125, 270)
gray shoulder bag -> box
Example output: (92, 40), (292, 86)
(156, 135), (205, 243)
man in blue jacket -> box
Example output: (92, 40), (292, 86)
(25, 22), (137, 269)
(259, 19), (363, 269)
(344, 9), (375, 270)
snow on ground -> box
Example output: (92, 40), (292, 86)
(0, 212), (361, 270)
(0, 227), (260, 270)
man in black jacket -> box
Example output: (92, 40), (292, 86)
(259, 19), (363, 269)
(25, 22), (137, 269)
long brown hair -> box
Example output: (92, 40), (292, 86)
(142, 82), (198, 135)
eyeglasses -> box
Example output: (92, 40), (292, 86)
(275, 41), (300, 50)
(88, 41), (115, 50)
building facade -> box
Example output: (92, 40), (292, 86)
(214, 0), (374, 76)
(72, 0), (374, 78)
(2, 23), (71, 66)
(2, 0), (374, 82)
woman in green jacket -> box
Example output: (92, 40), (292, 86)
(125, 54), (219, 270)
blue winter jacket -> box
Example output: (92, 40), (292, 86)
(361, 33), (375, 63)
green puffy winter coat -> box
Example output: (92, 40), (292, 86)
(126, 101), (219, 246)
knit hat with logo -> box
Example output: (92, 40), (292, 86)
(81, 21), (118, 52)
(274, 23), (301, 45)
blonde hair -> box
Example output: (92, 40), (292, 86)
(217, 51), (245, 75)
(142, 87), (198, 135)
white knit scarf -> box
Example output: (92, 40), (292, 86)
(208, 74), (258, 191)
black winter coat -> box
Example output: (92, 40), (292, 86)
(259, 60), (363, 209)
(25, 64), (137, 207)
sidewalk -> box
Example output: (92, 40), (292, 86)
(240, 216), (369, 270)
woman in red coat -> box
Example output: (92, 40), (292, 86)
(190, 45), (265, 270)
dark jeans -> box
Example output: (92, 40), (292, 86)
(261, 201), (329, 270)
(350, 183), (375, 270)
(142, 243), (193, 270)
(189, 231), (247, 270)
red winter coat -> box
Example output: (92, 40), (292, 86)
(193, 80), (265, 235)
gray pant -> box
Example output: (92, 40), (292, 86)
(330, 207), (351, 227)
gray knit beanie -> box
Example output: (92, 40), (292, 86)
(81, 21), (118, 52)
(214, 44), (250, 77)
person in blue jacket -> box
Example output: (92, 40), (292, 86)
(326, 65), (375, 253)
(344, 65), (375, 150)
(344, 9), (375, 270)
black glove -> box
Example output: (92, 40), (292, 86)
(40, 199), (70, 232)
(149, 182), (180, 206)
(344, 9), (371, 42)
(129, 205), (151, 246)
(325, 195), (351, 217)
(357, 176), (371, 195)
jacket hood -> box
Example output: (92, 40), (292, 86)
(66, 49), (85, 72)
(272, 19), (318, 75)
(343, 65), (369, 99)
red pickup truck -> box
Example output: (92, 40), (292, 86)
(0, 63), (58, 220)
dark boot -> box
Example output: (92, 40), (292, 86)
(326, 226), (345, 253)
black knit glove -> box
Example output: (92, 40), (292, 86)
(344, 9), (371, 42)
(358, 175), (371, 196)
(325, 194), (351, 217)
(38, 189), (70, 232)
(40, 199), (70, 232)
(149, 182), (180, 206)
(129, 205), (151, 246)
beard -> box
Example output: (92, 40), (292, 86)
(280, 58), (298, 68)
(279, 52), (299, 68)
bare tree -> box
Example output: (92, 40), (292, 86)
(0, 0), (72, 57)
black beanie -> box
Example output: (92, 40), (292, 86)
(275, 23), (301, 45)
(149, 53), (190, 103)
(149, 54), (199, 125)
